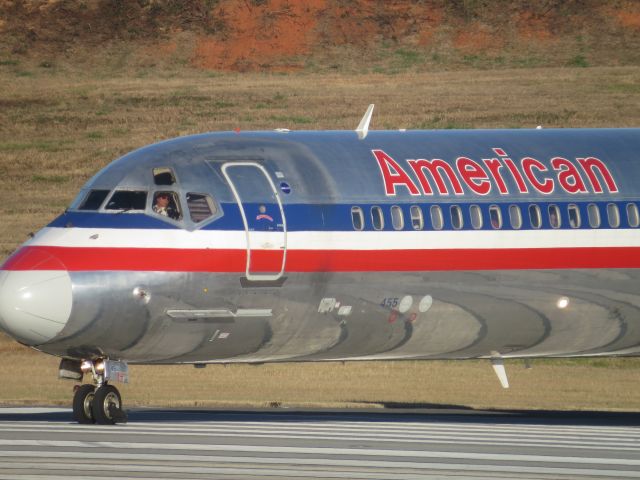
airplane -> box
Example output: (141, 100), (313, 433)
(0, 105), (639, 424)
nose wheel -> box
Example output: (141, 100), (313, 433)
(72, 384), (96, 424)
(92, 384), (125, 424)
(72, 383), (126, 424)
(66, 358), (129, 424)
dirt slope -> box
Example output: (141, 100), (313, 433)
(1, 0), (639, 71)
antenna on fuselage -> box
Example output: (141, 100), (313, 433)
(356, 104), (375, 140)
(490, 353), (510, 389)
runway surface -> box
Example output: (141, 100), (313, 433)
(0, 407), (639, 479)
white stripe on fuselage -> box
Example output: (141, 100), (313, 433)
(26, 227), (640, 250)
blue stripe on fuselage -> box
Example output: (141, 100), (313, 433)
(50, 200), (640, 232)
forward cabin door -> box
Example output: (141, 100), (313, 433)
(222, 162), (287, 281)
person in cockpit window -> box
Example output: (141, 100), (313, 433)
(153, 192), (179, 220)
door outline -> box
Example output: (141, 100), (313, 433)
(222, 162), (287, 281)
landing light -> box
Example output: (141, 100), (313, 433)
(557, 297), (570, 309)
(80, 360), (93, 373)
(94, 360), (105, 373)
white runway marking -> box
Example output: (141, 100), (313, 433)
(0, 408), (638, 479)
(1, 438), (640, 466)
(0, 421), (636, 450)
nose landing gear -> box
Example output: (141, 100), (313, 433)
(67, 358), (129, 425)
(72, 384), (96, 424)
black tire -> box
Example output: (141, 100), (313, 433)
(92, 384), (122, 425)
(72, 384), (96, 424)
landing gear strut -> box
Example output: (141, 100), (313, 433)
(66, 358), (128, 425)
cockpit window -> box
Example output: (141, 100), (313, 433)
(78, 190), (110, 210)
(105, 190), (147, 211)
(153, 168), (176, 186)
(187, 193), (217, 223)
(152, 191), (181, 220)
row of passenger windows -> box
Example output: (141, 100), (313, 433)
(351, 203), (640, 231)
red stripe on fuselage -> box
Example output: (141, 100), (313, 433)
(3, 245), (640, 272)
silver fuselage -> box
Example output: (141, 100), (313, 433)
(1, 129), (639, 363)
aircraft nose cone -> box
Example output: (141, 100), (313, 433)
(0, 270), (72, 345)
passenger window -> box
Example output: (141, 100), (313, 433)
(430, 205), (443, 230)
(410, 205), (423, 230)
(351, 206), (364, 231)
(588, 203), (600, 228)
(153, 167), (176, 186)
(450, 205), (463, 230)
(371, 206), (384, 230)
(391, 206), (404, 230)
(106, 190), (147, 211)
(568, 204), (581, 228)
(548, 204), (561, 229)
(187, 193), (216, 223)
(470, 205), (482, 229)
(529, 204), (541, 229)
(79, 190), (110, 210)
(489, 205), (502, 229)
(152, 191), (181, 220)
(607, 203), (620, 228)
(509, 205), (522, 229)
(627, 203), (639, 228)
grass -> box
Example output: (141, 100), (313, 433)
(1, 332), (639, 410)
(568, 54), (589, 68)
(0, 140), (74, 152)
(0, 66), (640, 410)
(268, 115), (313, 125)
(31, 174), (69, 184)
(608, 83), (640, 94)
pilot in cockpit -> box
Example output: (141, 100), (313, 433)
(153, 192), (180, 220)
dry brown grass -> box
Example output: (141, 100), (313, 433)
(1, 66), (640, 410)
(2, 333), (639, 410)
